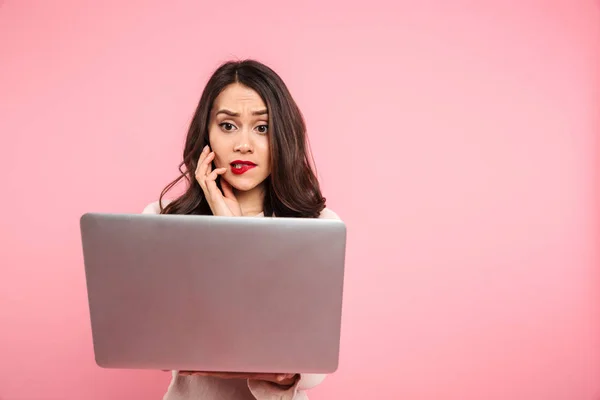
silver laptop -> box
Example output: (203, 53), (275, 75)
(79, 212), (347, 374)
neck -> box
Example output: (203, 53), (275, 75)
(234, 184), (265, 216)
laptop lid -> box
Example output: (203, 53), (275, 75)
(79, 212), (347, 374)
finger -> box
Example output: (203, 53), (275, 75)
(275, 373), (295, 382)
(242, 373), (294, 383)
(205, 154), (213, 176)
(179, 371), (213, 377)
(206, 168), (227, 193)
(195, 151), (215, 185)
(220, 178), (237, 201)
(206, 168), (227, 200)
(203, 160), (213, 191)
(186, 372), (243, 379)
(196, 158), (216, 193)
(207, 168), (227, 183)
(204, 152), (215, 176)
(195, 147), (208, 190)
(195, 145), (209, 172)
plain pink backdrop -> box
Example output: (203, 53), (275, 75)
(1, 1), (599, 399)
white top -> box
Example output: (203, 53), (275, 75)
(142, 199), (340, 220)
(142, 199), (340, 400)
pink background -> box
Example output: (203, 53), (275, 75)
(1, 1), (599, 399)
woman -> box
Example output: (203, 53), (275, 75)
(143, 59), (340, 400)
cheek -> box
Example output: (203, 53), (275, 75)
(208, 131), (223, 166)
(212, 152), (225, 168)
(259, 139), (271, 166)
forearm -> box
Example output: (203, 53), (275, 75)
(247, 373), (327, 399)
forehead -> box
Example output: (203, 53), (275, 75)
(212, 83), (266, 112)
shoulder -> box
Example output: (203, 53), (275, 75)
(141, 199), (173, 214)
(318, 207), (341, 220)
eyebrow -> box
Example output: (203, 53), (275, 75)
(215, 108), (268, 117)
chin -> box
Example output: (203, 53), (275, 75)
(226, 175), (266, 192)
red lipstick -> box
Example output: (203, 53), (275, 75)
(230, 160), (256, 175)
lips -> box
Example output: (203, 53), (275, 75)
(230, 160), (256, 175)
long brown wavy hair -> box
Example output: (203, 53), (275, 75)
(158, 59), (326, 218)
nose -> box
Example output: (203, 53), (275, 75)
(233, 131), (253, 154)
(235, 143), (252, 153)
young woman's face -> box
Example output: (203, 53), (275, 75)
(208, 83), (271, 192)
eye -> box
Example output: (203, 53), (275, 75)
(256, 125), (268, 134)
(219, 122), (236, 132)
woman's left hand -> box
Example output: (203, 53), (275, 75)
(178, 371), (297, 385)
